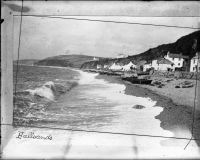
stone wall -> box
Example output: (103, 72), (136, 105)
(151, 70), (200, 80)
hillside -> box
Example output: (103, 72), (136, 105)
(35, 54), (104, 68)
(129, 30), (200, 62)
(13, 59), (39, 65)
(81, 30), (200, 69)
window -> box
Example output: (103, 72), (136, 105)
(193, 59), (196, 64)
(178, 63), (180, 66)
(193, 67), (195, 71)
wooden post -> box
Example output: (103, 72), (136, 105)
(1, 5), (14, 152)
(192, 22), (200, 138)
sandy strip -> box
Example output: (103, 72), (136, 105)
(96, 75), (200, 147)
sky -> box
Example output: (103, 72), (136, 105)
(4, 1), (199, 60)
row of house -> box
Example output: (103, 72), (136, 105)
(143, 52), (200, 72)
(95, 61), (137, 71)
(93, 52), (200, 72)
(109, 61), (137, 71)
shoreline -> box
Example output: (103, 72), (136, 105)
(13, 65), (200, 145)
(3, 67), (200, 158)
(96, 74), (200, 146)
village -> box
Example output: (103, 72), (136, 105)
(92, 51), (200, 73)
(82, 51), (200, 88)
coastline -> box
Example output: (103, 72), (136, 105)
(3, 68), (200, 158)
(96, 74), (200, 146)
(15, 65), (200, 145)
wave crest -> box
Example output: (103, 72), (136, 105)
(14, 80), (78, 126)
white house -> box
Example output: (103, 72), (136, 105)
(143, 60), (160, 71)
(146, 58), (174, 71)
(190, 52), (200, 72)
(157, 58), (174, 71)
(103, 64), (109, 69)
(143, 63), (152, 72)
(109, 63), (123, 70)
(93, 57), (99, 61)
(164, 52), (189, 69)
(97, 64), (102, 69)
(151, 59), (159, 70)
(122, 62), (137, 71)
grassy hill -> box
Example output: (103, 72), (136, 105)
(128, 30), (200, 62)
(13, 59), (39, 65)
(35, 54), (104, 68)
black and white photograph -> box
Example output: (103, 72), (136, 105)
(1, 1), (200, 159)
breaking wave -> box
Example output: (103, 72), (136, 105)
(14, 80), (78, 126)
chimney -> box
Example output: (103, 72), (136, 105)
(167, 51), (170, 55)
(196, 52), (199, 57)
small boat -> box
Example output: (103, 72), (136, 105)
(99, 70), (118, 76)
(122, 76), (152, 84)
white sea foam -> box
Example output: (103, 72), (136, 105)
(76, 70), (107, 85)
(77, 70), (99, 85)
(26, 81), (55, 101)
(76, 71), (172, 137)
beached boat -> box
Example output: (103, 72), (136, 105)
(99, 70), (119, 76)
(122, 76), (152, 84)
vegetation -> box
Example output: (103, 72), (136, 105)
(35, 54), (104, 68)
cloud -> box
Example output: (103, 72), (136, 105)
(13, 16), (198, 60)
(2, 2), (31, 13)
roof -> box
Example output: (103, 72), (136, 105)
(168, 53), (189, 59)
(115, 59), (135, 65)
(157, 58), (174, 65)
(136, 60), (147, 66)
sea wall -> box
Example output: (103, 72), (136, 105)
(150, 70), (200, 80)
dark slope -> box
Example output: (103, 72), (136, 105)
(129, 30), (200, 62)
(35, 54), (104, 68)
(13, 59), (39, 65)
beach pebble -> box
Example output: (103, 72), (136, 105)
(132, 105), (145, 109)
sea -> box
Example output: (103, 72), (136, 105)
(13, 65), (118, 130)
(13, 64), (172, 136)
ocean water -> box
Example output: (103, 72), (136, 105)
(13, 65), (119, 130)
(13, 65), (80, 126)
(14, 65), (172, 136)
